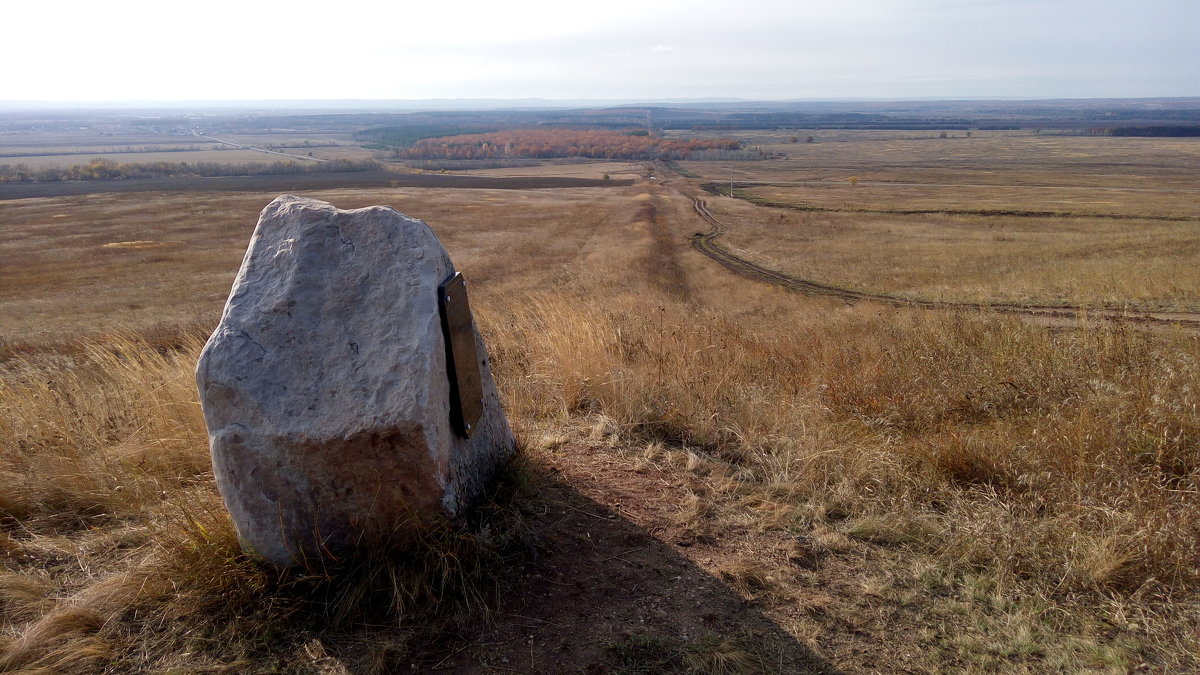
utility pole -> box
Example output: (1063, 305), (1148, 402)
(729, 166), (734, 197)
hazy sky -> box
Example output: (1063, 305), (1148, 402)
(6, 0), (1197, 101)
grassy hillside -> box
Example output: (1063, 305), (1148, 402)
(2, 177), (1197, 671)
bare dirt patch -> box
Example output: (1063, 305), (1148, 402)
(419, 444), (834, 674)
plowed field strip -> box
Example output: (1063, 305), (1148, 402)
(0, 173), (635, 200)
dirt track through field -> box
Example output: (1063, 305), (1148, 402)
(688, 195), (1200, 330)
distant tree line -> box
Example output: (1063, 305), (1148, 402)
(1091, 126), (1200, 137)
(401, 129), (740, 160)
(0, 158), (379, 183)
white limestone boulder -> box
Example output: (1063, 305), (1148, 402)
(196, 195), (514, 567)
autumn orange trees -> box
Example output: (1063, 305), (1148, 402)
(403, 129), (739, 160)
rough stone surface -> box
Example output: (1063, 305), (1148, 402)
(196, 195), (514, 567)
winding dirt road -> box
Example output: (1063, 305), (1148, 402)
(688, 195), (1200, 330)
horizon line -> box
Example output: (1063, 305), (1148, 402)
(3, 95), (1200, 110)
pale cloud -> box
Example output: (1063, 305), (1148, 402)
(3, 0), (1197, 100)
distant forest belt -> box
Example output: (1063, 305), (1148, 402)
(0, 172), (634, 200)
(701, 183), (1200, 223)
(688, 196), (1200, 330)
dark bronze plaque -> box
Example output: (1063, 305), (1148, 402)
(438, 272), (483, 437)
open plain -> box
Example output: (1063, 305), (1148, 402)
(2, 118), (1199, 673)
(678, 132), (1200, 311)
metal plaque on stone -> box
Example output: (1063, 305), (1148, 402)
(438, 272), (484, 437)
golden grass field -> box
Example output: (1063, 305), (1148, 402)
(0, 132), (208, 154)
(458, 160), (646, 180)
(1, 133), (1199, 672)
(708, 198), (1200, 310)
(675, 133), (1200, 311)
(0, 129), (362, 169)
(674, 131), (1200, 190)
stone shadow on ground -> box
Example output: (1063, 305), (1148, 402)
(407, 466), (839, 674)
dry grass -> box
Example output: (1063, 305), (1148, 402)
(490, 289), (1200, 586)
(0, 334), (535, 673)
(459, 160), (647, 180)
(738, 181), (1200, 219)
(674, 131), (1200, 191)
(486, 288), (1199, 670)
(670, 131), (1200, 311)
(0, 185), (633, 342)
(2, 179), (1199, 671)
(709, 194), (1200, 310)
(0, 131), (355, 165)
(0, 149), (283, 169)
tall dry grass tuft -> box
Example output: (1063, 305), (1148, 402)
(0, 332), (210, 523)
(0, 331), (535, 673)
(480, 290), (1200, 665)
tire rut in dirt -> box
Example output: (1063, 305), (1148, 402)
(640, 198), (693, 302)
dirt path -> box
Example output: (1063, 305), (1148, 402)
(688, 195), (1200, 330)
(194, 133), (328, 163)
(404, 443), (837, 673)
(640, 196), (693, 301)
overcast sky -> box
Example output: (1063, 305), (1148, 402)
(5, 0), (1197, 102)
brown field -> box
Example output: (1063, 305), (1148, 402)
(707, 196), (1200, 310)
(0, 143), (217, 158)
(0, 171), (629, 201)
(200, 135), (374, 163)
(0, 129), (228, 164)
(0, 132), (205, 153)
(0, 128), (366, 168)
(305, 145), (378, 162)
(459, 160), (647, 180)
(0, 149), (288, 168)
(0, 186), (636, 342)
(2, 133), (1199, 673)
(675, 132), (1200, 189)
(205, 134), (350, 148)
(737, 181), (1200, 219)
(670, 132), (1200, 311)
